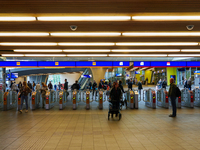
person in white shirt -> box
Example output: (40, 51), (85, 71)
(36, 82), (41, 91)
(12, 82), (18, 92)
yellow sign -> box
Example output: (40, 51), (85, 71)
(55, 62), (59, 66)
(92, 62), (96, 66)
(16, 62), (20, 66)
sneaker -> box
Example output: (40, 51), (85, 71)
(25, 110), (28, 113)
(19, 110), (22, 113)
(169, 114), (176, 117)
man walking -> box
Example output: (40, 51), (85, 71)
(64, 79), (68, 91)
(168, 78), (177, 117)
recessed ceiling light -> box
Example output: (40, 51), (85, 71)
(0, 17), (36, 21)
(122, 32), (200, 36)
(63, 49), (110, 52)
(132, 16), (200, 21)
(58, 43), (115, 46)
(51, 32), (121, 36)
(0, 43), (57, 46)
(0, 33), (49, 36)
(116, 42), (198, 46)
(67, 54), (107, 57)
(109, 54), (167, 57)
(111, 49), (180, 52)
(25, 54), (66, 57)
(1, 54), (25, 57)
(14, 49), (62, 52)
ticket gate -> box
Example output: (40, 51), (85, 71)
(45, 90), (55, 110)
(143, 89), (156, 109)
(126, 90), (138, 109)
(193, 88), (200, 107)
(72, 90), (80, 110)
(99, 90), (104, 109)
(181, 88), (194, 108)
(17, 92), (21, 111)
(30, 91), (42, 110)
(59, 91), (67, 110)
(3, 90), (18, 111)
(3, 91), (10, 111)
(0, 90), (4, 109)
(86, 90), (90, 110)
(156, 88), (169, 109)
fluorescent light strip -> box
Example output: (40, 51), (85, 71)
(0, 43), (57, 46)
(0, 17), (36, 21)
(0, 33), (49, 36)
(109, 54), (167, 57)
(63, 49), (110, 52)
(132, 16), (200, 21)
(58, 43), (115, 46)
(67, 54), (107, 57)
(111, 49), (180, 52)
(1, 54), (25, 57)
(122, 32), (200, 36)
(116, 42), (198, 46)
(14, 49), (62, 52)
(51, 32), (121, 36)
(38, 16), (131, 21)
(25, 54), (66, 57)
(168, 54), (200, 57)
(181, 49), (200, 52)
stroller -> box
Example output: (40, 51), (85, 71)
(108, 99), (122, 120)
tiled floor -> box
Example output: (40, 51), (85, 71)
(0, 102), (200, 150)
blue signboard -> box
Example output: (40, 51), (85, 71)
(38, 61), (75, 67)
(76, 61), (113, 67)
(187, 62), (200, 67)
(135, 71), (140, 74)
(0, 61), (38, 67)
(11, 73), (18, 78)
(134, 61), (151, 67)
(113, 61), (129, 67)
(194, 71), (200, 74)
(82, 75), (92, 78)
(116, 73), (122, 77)
(151, 61), (186, 67)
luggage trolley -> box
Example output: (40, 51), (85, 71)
(181, 88), (194, 108)
(156, 88), (169, 109)
(193, 88), (200, 107)
(143, 89), (156, 109)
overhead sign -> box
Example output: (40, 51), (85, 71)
(0, 61), (38, 67)
(134, 61), (151, 67)
(38, 61), (75, 67)
(76, 61), (113, 67)
(135, 71), (140, 74)
(113, 61), (130, 67)
(151, 61), (186, 67)
(187, 61), (200, 67)
(11, 73), (18, 78)
(194, 71), (200, 74)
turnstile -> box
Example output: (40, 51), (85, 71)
(3, 90), (18, 111)
(181, 88), (194, 108)
(45, 90), (55, 110)
(86, 90), (90, 110)
(193, 88), (200, 107)
(59, 90), (67, 110)
(126, 90), (138, 109)
(156, 88), (169, 109)
(30, 91), (42, 110)
(0, 90), (4, 109)
(98, 90), (104, 109)
(143, 89), (156, 109)
(72, 90), (80, 110)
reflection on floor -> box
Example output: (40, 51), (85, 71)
(0, 101), (200, 150)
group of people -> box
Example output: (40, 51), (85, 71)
(157, 79), (167, 89)
(184, 78), (192, 90)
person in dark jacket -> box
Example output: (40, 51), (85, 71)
(137, 81), (143, 95)
(128, 79), (133, 90)
(184, 78), (187, 88)
(48, 81), (53, 90)
(168, 78), (177, 117)
(27, 81), (32, 96)
(119, 80), (125, 93)
(71, 80), (80, 90)
(98, 80), (103, 90)
(162, 79), (167, 89)
(109, 82), (122, 117)
(92, 80), (97, 96)
(64, 79), (68, 90)
(187, 78), (191, 90)
(89, 81), (92, 90)
(18, 81), (22, 89)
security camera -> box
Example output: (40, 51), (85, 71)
(70, 25), (77, 31)
(186, 25), (194, 31)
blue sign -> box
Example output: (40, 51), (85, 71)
(113, 61), (129, 67)
(134, 61), (151, 67)
(81, 75), (92, 78)
(0, 61), (38, 67)
(7, 74), (10, 78)
(116, 73), (122, 77)
(135, 71), (140, 74)
(194, 71), (200, 74)
(38, 61), (75, 67)
(151, 61), (186, 67)
(76, 61), (113, 67)
(11, 73), (18, 78)
(187, 62), (200, 67)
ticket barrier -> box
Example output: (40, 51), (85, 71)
(193, 88), (200, 107)
(143, 89), (156, 109)
(30, 91), (42, 110)
(0, 90), (4, 109)
(17, 92), (21, 111)
(45, 90), (55, 110)
(59, 91), (67, 110)
(72, 90), (80, 110)
(86, 90), (90, 110)
(181, 88), (194, 108)
(156, 88), (169, 109)
(126, 90), (138, 109)
(98, 89), (107, 109)
(3, 90), (17, 111)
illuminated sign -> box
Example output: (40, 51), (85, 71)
(92, 62), (96, 66)
(0, 61), (38, 67)
(38, 61), (75, 67)
(134, 61), (150, 67)
(16, 62), (20, 66)
(76, 61), (112, 67)
(187, 61), (200, 67)
(55, 62), (59, 65)
(151, 61), (186, 67)
(113, 61), (129, 67)
(167, 62), (170, 66)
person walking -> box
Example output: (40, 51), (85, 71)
(19, 81), (32, 113)
(58, 82), (63, 90)
(187, 78), (192, 90)
(162, 79), (167, 89)
(92, 80), (97, 96)
(41, 82), (48, 108)
(119, 80), (125, 93)
(71, 80), (80, 90)
(48, 81), (53, 90)
(64, 79), (68, 91)
(27, 81), (32, 96)
(36, 82), (41, 91)
(32, 81), (36, 91)
(128, 79), (133, 91)
(137, 80), (143, 96)
(157, 79), (162, 89)
(168, 78), (177, 117)
(184, 78), (187, 88)
(145, 78), (148, 85)
(98, 80), (103, 90)
(18, 81), (22, 90)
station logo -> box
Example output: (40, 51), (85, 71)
(119, 62), (123, 66)
(140, 62), (144, 66)
(16, 62), (20, 66)
(92, 62), (96, 66)
(167, 62), (170, 66)
(55, 62), (59, 66)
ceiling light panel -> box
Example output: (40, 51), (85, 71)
(1, 54), (25, 57)
(181, 49), (200, 52)
(51, 32), (121, 36)
(37, 16), (131, 21)
(67, 54), (107, 57)
(132, 16), (200, 21)
(122, 32), (200, 36)
(0, 17), (36, 21)
(25, 54), (66, 57)
(63, 49), (110, 52)
(0, 33), (49, 36)
(58, 43), (115, 46)
(116, 42), (198, 46)
(111, 49), (180, 52)
(14, 49), (62, 52)
(0, 43), (57, 46)
(109, 54), (167, 57)
(168, 54), (200, 57)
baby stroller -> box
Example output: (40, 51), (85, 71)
(108, 99), (122, 121)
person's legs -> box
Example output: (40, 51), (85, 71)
(20, 95), (25, 111)
(170, 97), (176, 116)
(24, 96), (28, 111)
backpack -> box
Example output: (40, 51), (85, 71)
(176, 86), (181, 97)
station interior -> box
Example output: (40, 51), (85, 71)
(1, 0), (200, 150)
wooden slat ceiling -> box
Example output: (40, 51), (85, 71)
(1, 0), (200, 56)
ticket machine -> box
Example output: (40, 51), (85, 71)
(86, 90), (90, 110)
(99, 90), (103, 109)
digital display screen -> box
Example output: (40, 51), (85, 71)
(11, 73), (18, 78)
(116, 73), (122, 77)
(135, 71), (140, 74)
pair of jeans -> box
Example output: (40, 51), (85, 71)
(170, 97), (177, 116)
(42, 97), (46, 108)
(21, 95), (28, 110)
